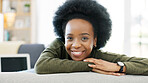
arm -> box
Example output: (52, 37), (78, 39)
(122, 57), (148, 75)
(35, 52), (91, 74)
(84, 51), (148, 75)
(34, 39), (92, 74)
(101, 52), (148, 75)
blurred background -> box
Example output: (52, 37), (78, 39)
(0, 0), (148, 58)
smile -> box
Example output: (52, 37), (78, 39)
(71, 51), (85, 57)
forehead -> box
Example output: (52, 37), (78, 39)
(65, 19), (94, 35)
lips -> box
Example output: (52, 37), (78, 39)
(71, 51), (85, 57)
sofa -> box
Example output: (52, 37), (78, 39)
(0, 71), (148, 83)
(0, 42), (148, 83)
(0, 41), (45, 71)
(18, 44), (45, 68)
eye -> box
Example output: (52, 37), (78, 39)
(81, 37), (88, 41)
(67, 37), (73, 40)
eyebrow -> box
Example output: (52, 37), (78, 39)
(66, 34), (73, 36)
(80, 33), (90, 36)
(66, 33), (90, 36)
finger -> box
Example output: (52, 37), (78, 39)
(88, 64), (115, 72)
(88, 64), (96, 68)
(92, 69), (114, 75)
(84, 59), (96, 64)
(83, 58), (95, 62)
(112, 73), (125, 76)
(92, 69), (125, 76)
(84, 58), (101, 65)
(93, 59), (104, 65)
(88, 64), (103, 70)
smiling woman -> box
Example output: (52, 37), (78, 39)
(35, 0), (148, 76)
(65, 19), (97, 61)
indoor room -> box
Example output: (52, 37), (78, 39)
(0, 0), (148, 83)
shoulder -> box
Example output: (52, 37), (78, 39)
(46, 38), (65, 50)
(95, 49), (125, 56)
(94, 49), (126, 61)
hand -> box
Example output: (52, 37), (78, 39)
(91, 68), (125, 76)
(84, 58), (125, 76)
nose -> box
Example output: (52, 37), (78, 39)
(72, 39), (81, 49)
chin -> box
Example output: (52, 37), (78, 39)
(72, 57), (84, 61)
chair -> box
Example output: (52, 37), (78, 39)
(18, 44), (45, 68)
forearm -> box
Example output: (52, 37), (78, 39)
(99, 51), (148, 75)
(35, 57), (92, 74)
(124, 61), (148, 75)
(114, 64), (126, 73)
(111, 57), (148, 75)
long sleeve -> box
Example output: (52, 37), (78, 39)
(34, 39), (92, 74)
(96, 50), (148, 75)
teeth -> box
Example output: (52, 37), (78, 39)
(72, 52), (82, 55)
(72, 52), (83, 57)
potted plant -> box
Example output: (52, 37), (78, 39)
(24, 3), (30, 12)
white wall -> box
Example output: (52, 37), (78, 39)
(36, 0), (66, 46)
(123, 0), (131, 56)
(97, 0), (125, 54)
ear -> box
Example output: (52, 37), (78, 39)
(93, 37), (97, 47)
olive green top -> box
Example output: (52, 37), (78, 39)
(35, 38), (148, 75)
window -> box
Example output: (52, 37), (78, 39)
(98, 0), (124, 54)
(131, 0), (148, 58)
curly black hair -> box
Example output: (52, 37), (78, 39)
(53, 0), (112, 49)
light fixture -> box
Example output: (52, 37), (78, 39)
(4, 12), (16, 28)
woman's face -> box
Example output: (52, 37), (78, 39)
(65, 19), (97, 61)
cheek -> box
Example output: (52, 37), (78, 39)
(88, 43), (93, 52)
(86, 40), (94, 52)
(65, 41), (71, 51)
(81, 42), (93, 58)
(88, 39), (94, 48)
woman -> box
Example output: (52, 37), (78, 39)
(35, 0), (148, 76)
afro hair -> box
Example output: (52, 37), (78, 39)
(53, 0), (112, 49)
